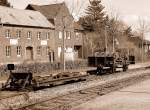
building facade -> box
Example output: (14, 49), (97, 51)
(26, 2), (84, 62)
(73, 22), (85, 59)
(0, 6), (55, 64)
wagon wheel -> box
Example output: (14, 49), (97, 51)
(123, 65), (128, 72)
(111, 65), (116, 73)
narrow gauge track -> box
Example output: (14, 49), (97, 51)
(0, 66), (147, 99)
(0, 66), (150, 110)
(0, 93), (25, 100)
(18, 69), (150, 110)
(86, 66), (150, 82)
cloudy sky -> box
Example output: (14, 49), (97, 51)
(109, 0), (150, 27)
(8, 0), (150, 24)
(8, 0), (150, 39)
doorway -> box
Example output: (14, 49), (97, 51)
(74, 45), (82, 58)
(26, 46), (33, 60)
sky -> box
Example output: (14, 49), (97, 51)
(8, 0), (150, 39)
(108, 0), (150, 28)
(8, 0), (150, 24)
(106, 0), (150, 40)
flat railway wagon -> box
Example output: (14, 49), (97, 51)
(1, 54), (132, 91)
(2, 64), (87, 91)
(87, 56), (129, 75)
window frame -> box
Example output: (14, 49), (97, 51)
(6, 46), (11, 57)
(67, 31), (71, 39)
(46, 32), (50, 40)
(17, 46), (21, 57)
(16, 30), (21, 39)
(37, 46), (42, 56)
(37, 32), (41, 40)
(59, 31), (62, 39)
(5, 29), (11, 38)
(27, 31), (32, 39)
(75, 32), (80, 40)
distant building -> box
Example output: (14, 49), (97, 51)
(26, 2), (84, 62)
(73, 22), (85, 59)
(0, 6), (55, 64)
(127, 35), (150, 61)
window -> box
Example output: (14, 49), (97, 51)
(27, 31), (32, 39)
(6, 46), (11, 57)
(64, 31), (71, 39)
(16, 30), (21, 39)
(59, 31), (62, 39)
(17, 46), (21, 56)
(6, 29), (11, 38)
(37, 46), (42, 55)
(46, 46), (50, 56)
(76, 32), (80, 40)
(46, 32), (50, 40)
(66, 31), (71, 39)
(37, 32), (41, 40)
(58, 47), (62, 58)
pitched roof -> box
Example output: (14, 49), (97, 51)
(0, 6), (54, 28)
(26, 2), (70, 19)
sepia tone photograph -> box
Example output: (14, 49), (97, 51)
(0, 0), (150, 110)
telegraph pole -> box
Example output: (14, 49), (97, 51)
(62, 17), (66, 71)
(141, 32), (144, 63)
(113, 35), (115, 53)
(105, 26), (108, 55)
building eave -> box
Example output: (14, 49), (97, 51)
(0, 23), (55, 30)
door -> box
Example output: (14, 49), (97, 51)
(26, 47), (33, 60)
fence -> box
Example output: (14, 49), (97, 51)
(0, 60), (88, 76)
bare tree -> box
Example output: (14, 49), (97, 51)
(138, 17), (150, 62)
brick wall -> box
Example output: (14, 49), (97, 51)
(0, 25), (55, 64)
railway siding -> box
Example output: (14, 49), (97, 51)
(25, 72), (150, 110)
(0, 68), (150, 110)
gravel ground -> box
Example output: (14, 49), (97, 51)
(0, 68), (150, 110)
(23, 69), (150, 110)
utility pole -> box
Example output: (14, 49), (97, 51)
(62, 29), (66, 71)
(61, 16), (66, 71)
(112, 35), (115, 53)
(105, 26), (108, 55)
(141, 32), (144, 63)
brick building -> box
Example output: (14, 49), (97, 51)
(0, 6), (55, 64)
(73, 22), (84, 59)
(26, 2), (84, 62)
